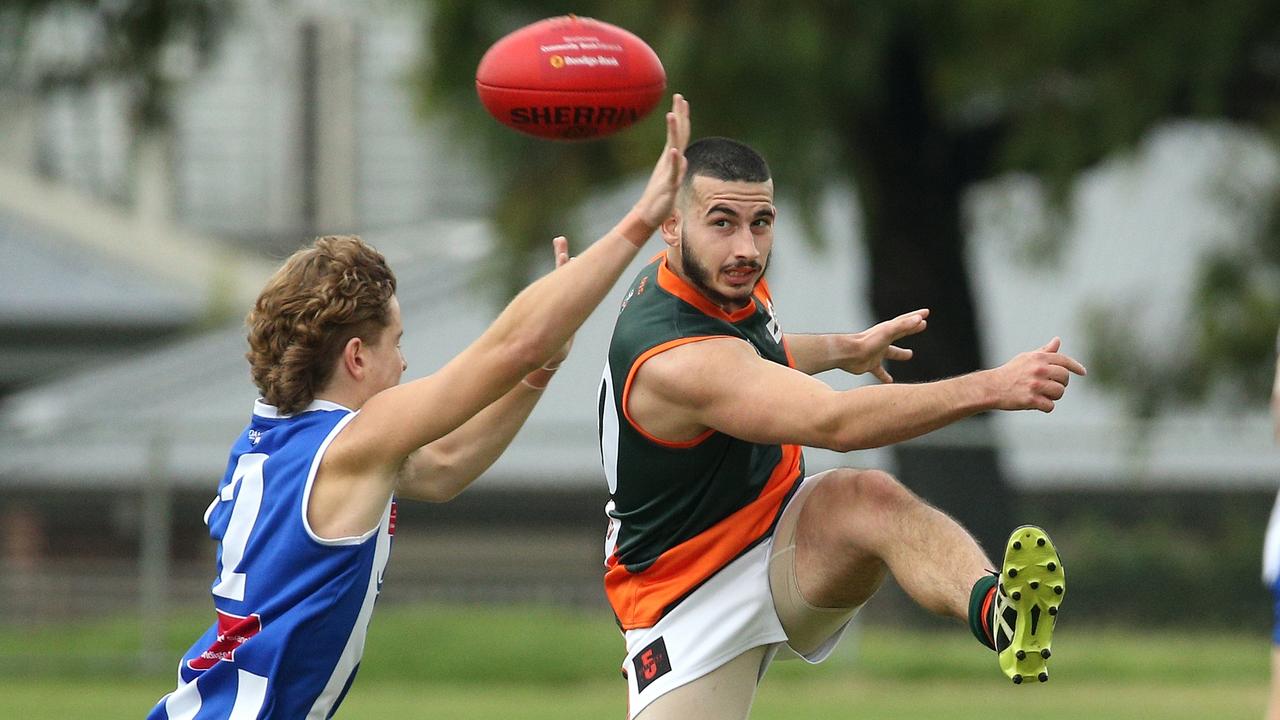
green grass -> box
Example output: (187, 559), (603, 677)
(0, 603), (1271, 719)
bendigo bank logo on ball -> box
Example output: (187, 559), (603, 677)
(475, 15), (666, 141)
(548, 53), (621, 68)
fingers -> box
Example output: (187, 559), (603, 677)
(1030, 359), (1077, 411)
(669, 93), (690, 151)
(552, 235), (570, 268)
(1030, 337), (1086, 375)
(1045, 352), (1087, 376)
(1041, 378), (1066, 401)
(668, 146), (684, 189)
(663, 94), (690, 186)
(1045, 365), (1071, 387)
(867, 309), (928, 348)
(889, 310), (928, 340)
(885, 345), (913, 362)
(663, 94), (690, 151)
(871, 366), (893, 384)
(1000, 339), (1087, 412)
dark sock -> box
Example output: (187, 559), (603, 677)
(968, 574), (998, 651)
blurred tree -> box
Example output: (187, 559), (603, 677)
(418, 0), (1280, 552)
(0, 0), (228, 130)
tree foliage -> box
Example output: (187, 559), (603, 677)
(419, 0), (1280, 410)
(0, 0), (228, 129)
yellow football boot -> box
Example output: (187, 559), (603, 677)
(994, 525), (1065, 684)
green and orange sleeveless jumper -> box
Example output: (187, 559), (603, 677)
(598, 254), (805, 631)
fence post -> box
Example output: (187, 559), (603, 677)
(139, 434), (173, 672)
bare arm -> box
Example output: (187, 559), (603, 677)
(396, 376), (549, 502)
(398, 239), (574, 502)
(628, 335), (1086, 452)
(311, 96), (691, 537)
(785, 308), (928, 381)
(338, 97), (686, 468)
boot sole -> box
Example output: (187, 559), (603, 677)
(997, 525), (1064, 684)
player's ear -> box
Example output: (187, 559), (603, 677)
(341, 337), (365, 380)
(660, 210), (681, 248)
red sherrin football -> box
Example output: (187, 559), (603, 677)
(475, 15), (666, 141)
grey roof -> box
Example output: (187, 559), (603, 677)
(0, 211), (203, 325)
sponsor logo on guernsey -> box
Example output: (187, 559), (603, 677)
(619, 276), (648, 313)
(188, 610), (262, 671)
(764, 299), (783, 344)
(248, 429), (262, 445)
(632, 636), (672, 692)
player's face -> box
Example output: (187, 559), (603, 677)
(368, 296), (407, 392)
(674, 175), (775, 311)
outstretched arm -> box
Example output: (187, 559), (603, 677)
(785, 308), (928, 382)
(397, 238), (574, 502)
(312, 96), (691, 537)
(628, 334), (1085, 452)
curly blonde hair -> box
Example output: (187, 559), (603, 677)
(246, 235), (397, 415)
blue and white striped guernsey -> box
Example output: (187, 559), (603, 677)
(149, 399), (395, 720)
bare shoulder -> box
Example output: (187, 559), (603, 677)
(308, 416), (402, 539)
(323, 375), (449, 475)
(321, 400), (399, 475)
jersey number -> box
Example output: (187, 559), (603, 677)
(212, 453), (268, 602)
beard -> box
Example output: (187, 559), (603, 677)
(679, 229), (766, 309)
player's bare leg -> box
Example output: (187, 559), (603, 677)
(1267, 647), (1280, 720)
(634, 646), (768, 720)
(789, 468), (989, 618)
(772, 467), (1064, 683)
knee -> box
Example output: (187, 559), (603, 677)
(816, 468), (918, 517)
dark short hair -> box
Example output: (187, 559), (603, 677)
(683, 137), (771, 188)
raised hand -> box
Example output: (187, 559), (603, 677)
(543, 235), (575, 368)
(838, 308), (930, 383)
(631, 94), (691, 230)
(989, 337), (1087, 413)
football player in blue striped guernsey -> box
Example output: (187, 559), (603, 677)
(148, 95), (690, 720)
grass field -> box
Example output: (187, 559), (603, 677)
(0, 603), (1270, 718)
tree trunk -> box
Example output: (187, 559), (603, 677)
(848, 29), (1013, 559)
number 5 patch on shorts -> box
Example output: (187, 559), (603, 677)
(633, 636), (672, 692)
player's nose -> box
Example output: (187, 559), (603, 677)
(731, 226), (761, 260)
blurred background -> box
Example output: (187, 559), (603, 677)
(1, 1), (1279, 717)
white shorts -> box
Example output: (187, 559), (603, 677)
(620, 474), (857, 718)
